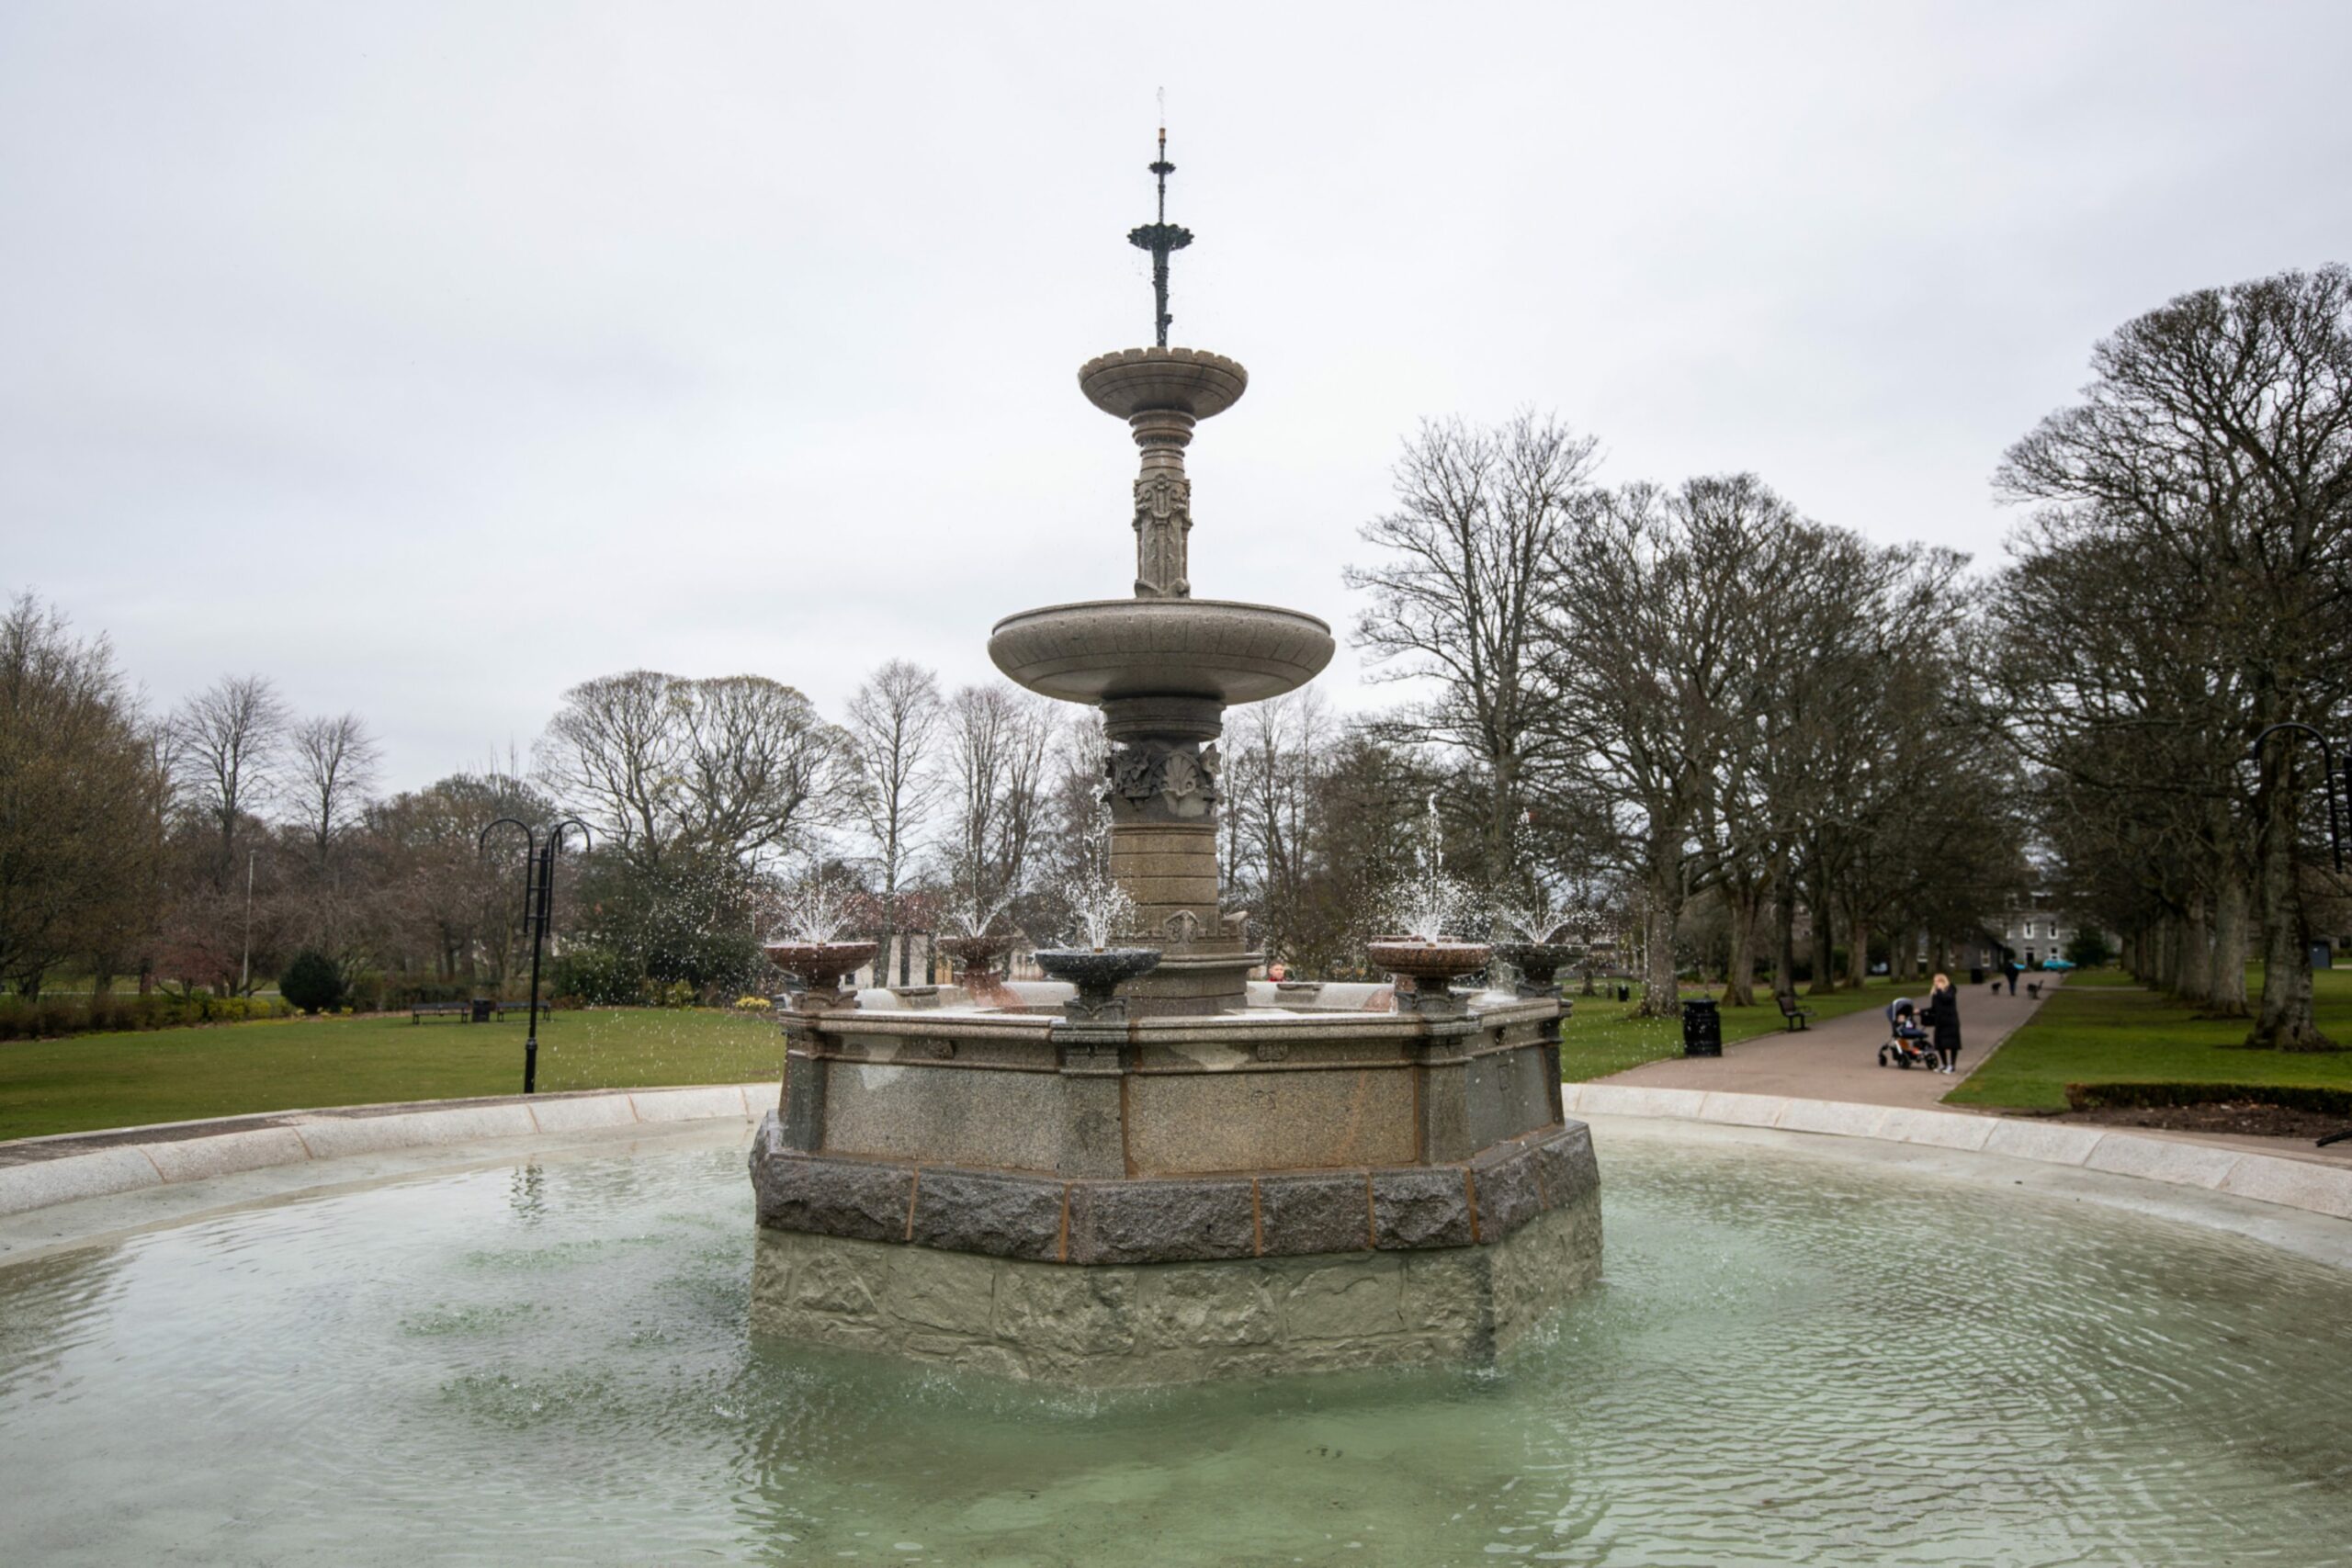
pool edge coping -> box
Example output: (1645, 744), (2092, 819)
(2, 1082), (2346, 1229)
(0, 1083), (777, 1217)
(1565, 1083), (2352, 1224)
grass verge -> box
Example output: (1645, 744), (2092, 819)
(0, 1009), (784, 1142)
(1945, 967), (2352, 1113)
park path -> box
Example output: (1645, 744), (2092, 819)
(1604, 977), (2352, 1168)
(1605, 976), (2052, 1109)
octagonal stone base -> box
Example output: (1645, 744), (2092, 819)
(748, 1166), (1600, 1387)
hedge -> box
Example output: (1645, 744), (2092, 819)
(0, 993), (298, 1042)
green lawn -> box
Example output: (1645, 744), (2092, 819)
(1560, 979), (1905, 1080)
(0, 1009), (786, 1142)
(1947, 966), (2352, 1112)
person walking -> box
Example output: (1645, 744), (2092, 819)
(2001, 957), (2020, 996)
(1924, 972), (1963, 1074)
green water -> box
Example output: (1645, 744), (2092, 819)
(3, 1125), (2349, 1566)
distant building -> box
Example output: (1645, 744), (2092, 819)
(1972, 897), (2106, 969)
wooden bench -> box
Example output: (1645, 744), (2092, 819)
(490, 1001), (547, 1022)
(410, 1002), (470, 1024)
(1774, 993), (1814, 1032)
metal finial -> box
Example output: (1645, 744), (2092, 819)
(1126, 117), (1192, 348)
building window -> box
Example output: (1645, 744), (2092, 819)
(2023, 922), (2035, 939)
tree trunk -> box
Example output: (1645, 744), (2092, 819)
(1638, 836), (1682, 1018)
(2210, 873), (2250, 1016)
(2248, 749), (2329, 1049)
(1721, 886), (1758, 1008)
(2177, 899), (2213, 1007)
(1848, 915), (1871, 989)
(1806, 877), (1838, 995)
(1772, 874), (1795, 999)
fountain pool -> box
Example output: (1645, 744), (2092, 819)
(5, 1119), (2348, 1566)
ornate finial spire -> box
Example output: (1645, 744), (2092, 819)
(1125, 112), (1192, 348)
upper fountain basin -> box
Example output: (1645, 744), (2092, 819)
(989, 598), (1334, 706)
(1080, 347), (1249, 421)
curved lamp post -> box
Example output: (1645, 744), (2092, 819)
(480, 817), (591, 1094)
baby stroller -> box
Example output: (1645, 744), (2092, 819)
(1877, 997), (1935, 1069)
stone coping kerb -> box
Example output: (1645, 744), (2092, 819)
(0, 1083), (772, 1219)
(1566, 1082), (2352, 1223)
(8, 1079), (2346, 1230)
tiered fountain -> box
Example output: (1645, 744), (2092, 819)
(749, 131), (1600, 1385)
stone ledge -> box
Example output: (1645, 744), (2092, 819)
(747, 1116), (1599, 1265)
(0, 1083), (774, 1219)
(1573, 1083), (2352, 1224)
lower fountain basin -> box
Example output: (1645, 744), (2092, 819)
(7, 1120), (2349, 1564)
(988, 598), (1335, 706)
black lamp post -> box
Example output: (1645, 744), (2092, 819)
(480, 817), (590, 1094)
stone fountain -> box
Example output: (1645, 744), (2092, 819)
(749, 130), (1600, 1385)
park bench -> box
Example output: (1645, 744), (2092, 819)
(410, 1001), (470, 1024)
(1774, 992), (1813, 1032)
(491, 1001), (547, 1022)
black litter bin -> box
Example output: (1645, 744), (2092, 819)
(1616, 984), (1630, 1002)
(1681, 997), (1723, 1057)
(469, 998), (494, 1023)
(1970, 965), (1984, 986)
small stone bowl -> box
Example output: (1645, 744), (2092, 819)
(1365, 938), (1494, 997)
(938, 932), (1012, 977)
(1033, 947), (1162, 1012)
(763, 941), (878, 1011)
(1493, 941), (1578, 991)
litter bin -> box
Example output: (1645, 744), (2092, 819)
(1681, 997), (1723, 1057)
(469, 998), (493, 1023)
(1969, 965), (1984, 986)
(1616, 984), (1630, 1002)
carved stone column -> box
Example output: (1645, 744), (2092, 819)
(1129, 409), (1194, 599)
(1101, 695), (1253, 1016)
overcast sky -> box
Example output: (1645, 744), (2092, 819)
(6, 2), (2349, 793)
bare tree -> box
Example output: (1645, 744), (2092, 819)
(537, 670), (848, 874)
(846, 660), (945, 983)
(0, 595), (156, 996)
(1345, 412), (1600, 882)
(288, 712), (382, 870)
(676, 675), (850, 868)
(1225, 688), (1334, 965)
(1998, 265), (2352, 1049)
(173, 673), (288, 892)
(940, 682), (1055, 914)
(1546, 475), (1835, 1015)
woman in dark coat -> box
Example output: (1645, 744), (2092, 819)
(1923, 973), (1963, 1074)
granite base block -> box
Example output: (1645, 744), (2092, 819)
(749, 1191), (1601, 1387)
(749, 1114), (1598, 1265)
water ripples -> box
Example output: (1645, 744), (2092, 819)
(2, 1127), (2349, 1565)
